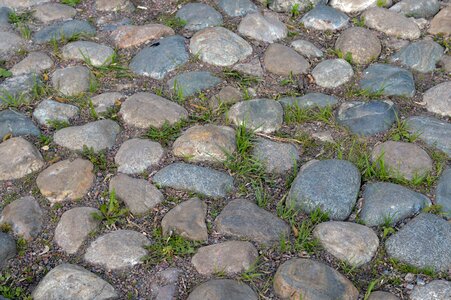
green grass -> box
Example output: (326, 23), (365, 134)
(82, 52), (132, 79)
(352, 16), (365, 27)
(389, 258), (438, 277)
(61, 0), (81, 7)
(290, 3), (301, 18)
(171, 80), (185, 104)
(284, 104), (334, 125)
(146, 120), (187, 146)
(0, 91), (28, 108)
(0, 273), (32, 300)
(222, 69), (261, 88)
(143, 228), (200, 266)
(158, 15), (187, 30)
(92, 189), (128, 227)
(376, 0), (386, 7)
(81, 145), (108, 171)
(280, 72), (296, 86)
(388, 114), (420, 142)
(46, 119), (70, 130)
(0, 68), (12, 78)
(345, 86), (384, 99)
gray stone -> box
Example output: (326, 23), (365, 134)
(423, 81), (451, 117)
(0, 232), (16, 268)
(167, 71), (221, 98)
(150, 268), (180, 300)
(191, 241), (258, 275)
(252, 138), (299, 175)
(119, 92), (188, 129)
(0, 7), (11, 31)
(33, 3), (77, 23)
(33, 99), (79, 127)
(362, 7), (420, 40)
(215, 198), (290, 245)
(335, 27), (381, 64)
(0, 196), (43, 240)
(54, 207), (100, 254)
(0, 32), (25, 61)
(439, 55), (451, 73)
(361, 182), (431, 226)
(0, 137), (44, 180)
(263, 43), (310, 76)
(359, 64), (415, 98)
(130, 35), (189, 79)
(161, 198), (208, 241)
(62, 41), (115, 67)
(110, 174), (164, 215)
(429, 5), (451, 36)
(436, 169), (451, 219)
(84, 230), (150, 270)
(279, 92), (338, 108)
(32, 264), (118, 300)
(288, 159), (361, 220)
(0, 109), (40, 137)
(176, 3), (223, 31)
(96, 0), (134, 12)
(301, 5), (349, 31)
(153, 163), (234, 198)
(386, 213), (451, 272)
(187, 279), (257, 300)
(312, 59), (354, 88)
(110, 24), (174, 49)
(228, 99), (283, 133)
(330, 0), (382, 13)
(34, 20), (96, 43)
(54, 119), (120, 152)
(190, 27), (252, 67)
(0, 0), (49, 8)
(407, 116), (451, 156)
(291, 39), (323, 58)
(36, 158), (95, 203)
(217, 0), (258, 17)
(0, 74), (42, 105)
(411, 280), (451, 300)
(313, 221), (379, 266)
(336, 100), (397, 136)
(52, 66), (92, 96)
(11, 52), (53, 76)
(210, 86), (242, 108)
(371, 141), (433, 180)
(269, 0), (327, 13)
(391, 40), (444, 73)
(274, 258), (359, 299)
(238, 13), (287, 43)
(389, 0), (440, 19)
(232, 59), (264, 77)
(90, 92), (125, 114)
(115, 138), (164, 174)
(173, 125), (236, 163)
(368, 291), (400, 300)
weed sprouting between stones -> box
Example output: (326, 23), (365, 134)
(92, 189), (128, 227)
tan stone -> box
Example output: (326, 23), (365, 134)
(0, 137), (44, 181)
(263, 43), (310, 76)
(429, 6), (451, 36)
(335, 27), (381, 64)
(36, 158), (95, 203)
(210, 86), (241, 108)
(111, 24), (174, 48)
(173, 125), (236, 163)
(191, 241), (258, 275)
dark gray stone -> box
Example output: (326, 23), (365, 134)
(386, 213), (451, 272)
(359, 64), (415, 98)
(391, 40), (444, 73)
(33, 20), (96, 43)
(217, 0), (258, 17)
(407, 116), (451, 156)
(0, 74), (42, 105)
(0, 7), (11, 30)
(215, 198), (290, 245)
(0, 232), (16, 268)
(312, 59), (354, 88)
(389, 0), (440, 18)
(228, 99), (283, 133)
(32, 264), (118, 300)
(167, 71), (221, 97)
(300, 5), (349, 31)
(279, 93), (338, 108)
(252, 138), (299, 175)
(270, 0), (327, 13)
(436, 168), (451, 220)
(336, 100), (397, 136)
(129, 35), (189, 80)
(288, 159), (361, 220)
(411, 280), (451, 300)
(361, 182), (431, 226)
(187, 279), (257, 300)
(0, 109), (40, 138)
(153, 163), (234, 198)
(176, 3), (223, 31)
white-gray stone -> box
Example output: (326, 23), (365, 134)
(62, 41), (115, 67)
(33, 99), (79, 126)
(10, 52), (53, 76)
(115, 138), (164, 174)
(238, 13), (287, 43)
(52, 66), (93, 96)
(312, 59), (354, 88)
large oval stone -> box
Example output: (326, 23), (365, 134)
(176, 3), (223, 31)
(312, 59), (353, 88)
(407, 116), (451, 156)
(335, 27), (381, 64)
(301, 5), (349, 31)
(228, 99), (283, 133)
(391, 40), (444, 73)
(288, 159), (361, 220)
(238, 13), (287, 43)
(111, 24), (174, 49)
(115, 138), (164, 174)
(187, 279), (258, 300)
(263, 43), (310, 76)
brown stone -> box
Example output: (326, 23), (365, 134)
(36, 158), (95, 203)
(111, 24), (174, 48)
(210, 86), (242, 108)
(263, 43), (310, 76)
(429, 6), (451, 36)
(335, 27), (381, 64)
